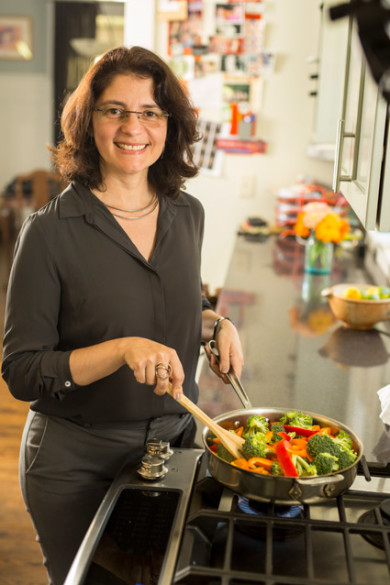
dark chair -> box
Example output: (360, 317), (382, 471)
(0, 169), (67, 283)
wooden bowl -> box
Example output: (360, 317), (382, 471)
(321, 283), (390, 330)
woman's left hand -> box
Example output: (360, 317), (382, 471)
(204, 318), (244, 383)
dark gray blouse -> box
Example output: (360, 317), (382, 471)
(2, 182), (212, 424)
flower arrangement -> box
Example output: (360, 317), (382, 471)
(294, 202), (350, 243)
(294, 202), (350, 274)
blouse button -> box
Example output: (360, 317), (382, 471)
(64, 380), (72, 388)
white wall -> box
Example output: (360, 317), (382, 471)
(0, 74), (53, 190)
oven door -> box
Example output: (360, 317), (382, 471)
(64, 449), (203, 585)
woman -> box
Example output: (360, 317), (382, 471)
(1, 46), (243, 585)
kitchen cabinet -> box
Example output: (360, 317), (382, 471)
(307, 0), (349, 160)
(332, 13), (389, 230)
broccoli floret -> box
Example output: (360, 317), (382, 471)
(216, 442), (235, 463)
(270, 422), (285, 443)
(313, 452), (339, 475)
(242, 433), (271, 459)
(279, 410), (313, 429)
(292, 454), (317, 477)
(271, 461), (283, 476)
(307, 433), (340, 459)
(242, 415), (269, 439)
(336, 448), (357, 470)
(333, 429), (353, 451)
(307, 432), (358, 472)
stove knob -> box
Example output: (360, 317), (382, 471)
(137, 454), (168, 481)
(146, 439), (173, 460)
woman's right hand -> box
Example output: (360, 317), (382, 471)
(69, 336), (185, 399)
(121, 337), (184, 398)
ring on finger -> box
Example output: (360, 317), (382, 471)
(155, 362), (172, 380)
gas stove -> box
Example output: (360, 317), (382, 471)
(65, 446), (390, 585)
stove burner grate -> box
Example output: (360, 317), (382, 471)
(235, 496), (305, 539)
(359, 497), (390, 549)
(175, 467), (390, 584)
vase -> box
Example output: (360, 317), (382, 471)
(304, 234), (333, 274)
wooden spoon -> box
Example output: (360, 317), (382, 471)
(167, 384), (244, 460)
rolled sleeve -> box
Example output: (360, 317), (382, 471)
(40, 350), (76, 399)
(2, 349), (76, 401)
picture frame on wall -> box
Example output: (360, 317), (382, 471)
(0, 15), (33, 60)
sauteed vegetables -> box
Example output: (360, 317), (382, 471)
(207, 411), (358, 477)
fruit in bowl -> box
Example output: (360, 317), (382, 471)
(321, 283), (390, 330)
(341, 285), (390, 300)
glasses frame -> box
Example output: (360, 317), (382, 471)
(93, 106), (170, 125)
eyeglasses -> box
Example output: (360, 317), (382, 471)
(94, 106), (170, 126)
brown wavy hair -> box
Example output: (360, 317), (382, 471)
(51, 46), (200, 199)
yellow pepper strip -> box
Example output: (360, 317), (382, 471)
(247, 456), (274, 470)
(231, 458), (251, 470)
(250, 466), (271, 475)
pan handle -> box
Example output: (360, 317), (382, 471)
(208, 340), (253, 409)
(288, 474), (346, 501)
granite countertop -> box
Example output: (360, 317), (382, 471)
(197, 234), (390, 467)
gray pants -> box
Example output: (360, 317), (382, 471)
(20, 410), (195, 585)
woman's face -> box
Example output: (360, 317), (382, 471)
(92, 74), (168, 183)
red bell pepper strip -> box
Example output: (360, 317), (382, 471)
(282, 425), (319, 437)
(275, 440), (299, 477)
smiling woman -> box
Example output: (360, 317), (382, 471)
(2, 45), (243, 585)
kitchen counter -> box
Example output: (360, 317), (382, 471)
(197, 234), (390, 468)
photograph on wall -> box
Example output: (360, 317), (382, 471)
(0, 16), (33, 60)
(192, 119), (224, 176)
(244, 51), (276, 76)
(194, 53), (221, 77)
(188, 0), (203, 12)
(245, 1), (264, 17)
(208, 35), (244, 55)
(215, 3), (245, 25)
(169, 13), (204, 56)
(215, 22), (243, 37)
(221, 53), (246, 74)
(157, 0), (188, 21)
(168, 54), (195, 80)
(222, 76), (251, 104)
(244, 14), (265, 52)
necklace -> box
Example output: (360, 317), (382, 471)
(108, 197), (159, 220)
(105, 193), (158, 214)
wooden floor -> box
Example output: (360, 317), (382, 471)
(0, 245), (48, 585)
